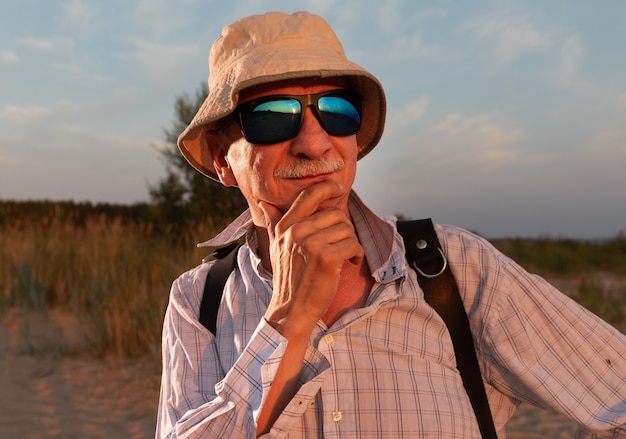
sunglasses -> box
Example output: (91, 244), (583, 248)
(235, 89), (362, 144)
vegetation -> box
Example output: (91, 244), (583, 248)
(149, 82), (247, 228)
(0, 200), (216, 357)
(491, 235), (626, 276)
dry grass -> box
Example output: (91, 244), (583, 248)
(1, 213), (625, 358)
(0, 215), (213, 357)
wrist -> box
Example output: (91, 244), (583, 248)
(265, 306), (318, 341)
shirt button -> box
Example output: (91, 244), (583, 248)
(323, 334), (334, 345)
(332, 411), (342, 422)
(294, 399), (304, 407)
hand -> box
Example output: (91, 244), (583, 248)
(259, 181), (364, 335)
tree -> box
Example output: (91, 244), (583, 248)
(150, 83), (247, 228)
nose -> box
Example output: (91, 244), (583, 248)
(288, 107), (333, 159)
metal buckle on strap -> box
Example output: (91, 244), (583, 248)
(411, 239), (448, 278)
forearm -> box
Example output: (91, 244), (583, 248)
(256, 312), (317, 436)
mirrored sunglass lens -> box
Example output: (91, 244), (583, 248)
(318, 96), (361, 135)
(241, 99), (301, 143)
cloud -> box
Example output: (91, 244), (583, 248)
(17, 37), (54, 51)
(0, 152), (22, 167)
(0, 93), (162, 155)
(0, 104), (51, 125)
(301, 0), (342, 15)
(0, 126), (163, 203)
(329, 3), (448, 64)
(387, 31), (447, 63)
(126, 39), (204, 85)
(459, 10), (552, 64)
(550, 35), (585, 87)
(0, 99), (116, 147)
(391, 97), (430, 127)
(586, 129), (626, 156)
(359, 2), (445, 34)
(0, 99), (107, 126)
(0, 50), (19, 64)
(429, 112), (522, 169)
(17, 36), (76, 52)
(0, 98), (163, 191)
(62, 0), (102, 35)
(128, 0), (204, 40)
(15, 33), (113, 83)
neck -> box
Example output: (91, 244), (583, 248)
(255, 225), (273, 272)
(322, 258), (373, 326)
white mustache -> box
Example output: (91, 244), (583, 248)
(274, 158), (344, 179)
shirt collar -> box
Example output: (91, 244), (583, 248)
(198, 209), (252, 248)
(346, 191), (397, 280)
(197, 190), (402, 281)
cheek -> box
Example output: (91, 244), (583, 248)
(227, 146), (275, 194)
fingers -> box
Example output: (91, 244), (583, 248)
(260, 180), (347, 233)
(259, 180), (349, 242)
(288, 181), (346, 219)
(301, 220), (362, 264)
(260, 179), (363, 270)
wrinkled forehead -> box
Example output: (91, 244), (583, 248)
(237, 76), (354, 105)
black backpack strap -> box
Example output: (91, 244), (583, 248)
(397, 219), (497, 439)
(199, 242), (241, 335)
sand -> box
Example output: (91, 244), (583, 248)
(0, 308), (580, 438)
(0, 308), (159, 439)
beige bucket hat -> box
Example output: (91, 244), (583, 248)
(177, 11), (387, 181)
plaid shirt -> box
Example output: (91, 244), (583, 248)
(157, 192), (626, 438)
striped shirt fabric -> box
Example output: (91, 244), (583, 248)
(156, 192), (626, 438)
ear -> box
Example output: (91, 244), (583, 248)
(206, 129), (237, 187)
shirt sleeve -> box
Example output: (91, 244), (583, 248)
(155, 264), (330, 439)
(439, 225), (626, 438)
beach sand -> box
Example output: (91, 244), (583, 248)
(0, 308), (580, 438)
(0, 308), (160, 438)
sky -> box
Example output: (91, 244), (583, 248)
(1, 0), (625, 239)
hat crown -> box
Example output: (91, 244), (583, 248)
(208, 12), (347, 92)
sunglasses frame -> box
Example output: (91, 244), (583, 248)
(235, 89), (363, 145)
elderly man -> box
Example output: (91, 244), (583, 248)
(157, 11), (626, 438)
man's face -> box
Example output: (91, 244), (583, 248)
(217, 77), (360, 225)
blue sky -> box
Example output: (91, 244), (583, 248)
(1, 0), (625, 239)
